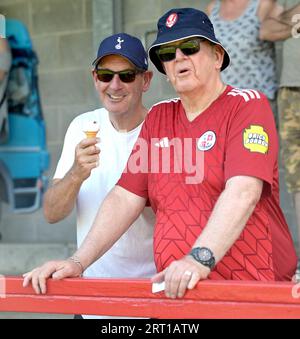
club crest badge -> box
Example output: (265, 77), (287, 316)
(166, 13), (178, 28)
(197, 131), (216, 151)
(115, 37), (124, 50)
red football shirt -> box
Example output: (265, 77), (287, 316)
(118, 86), (297, 281)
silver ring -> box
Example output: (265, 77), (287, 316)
(183, 270), (192, 277)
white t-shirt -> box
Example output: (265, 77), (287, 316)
(54, 108), (156, 318)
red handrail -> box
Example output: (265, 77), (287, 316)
(1, 277), (300, 318)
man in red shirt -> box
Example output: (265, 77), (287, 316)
(120, 85), (295, 282)
(23, 8), (297, 300)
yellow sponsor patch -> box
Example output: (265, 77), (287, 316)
(244, 125), (269, 154)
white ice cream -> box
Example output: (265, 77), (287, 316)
(83, 120), (100, 133)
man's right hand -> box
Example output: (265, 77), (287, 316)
(71, 137), (100, 182)
(22, 260), (83, 295)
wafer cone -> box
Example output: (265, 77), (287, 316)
(84, 131), (98, 138)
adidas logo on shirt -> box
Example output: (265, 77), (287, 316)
(227, 88), (261, 102)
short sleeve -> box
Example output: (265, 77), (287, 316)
(54, 118), (81, 179)
(117, 114), (151, 199)
(224, 95), (278, 194)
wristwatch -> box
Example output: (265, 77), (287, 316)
(189, 247), (216, 270)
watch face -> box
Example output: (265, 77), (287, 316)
(190, 247), (215, 269)
(199, 248), (212, 261)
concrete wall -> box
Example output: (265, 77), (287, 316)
(0, 0), (297, 251)
(0, 0), (97, 244)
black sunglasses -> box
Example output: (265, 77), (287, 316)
(156, 38), (205, 62)
(95, 68), (143, 83)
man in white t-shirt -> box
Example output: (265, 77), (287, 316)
(23, 33), (155, 318)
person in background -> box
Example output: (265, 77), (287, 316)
(207, 0), (278, 123)
(24, 33), (156, 318)
(260, 0), (300, 268)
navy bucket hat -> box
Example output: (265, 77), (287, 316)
(149, 8), (230, 74)
(93, 33), (148, 71)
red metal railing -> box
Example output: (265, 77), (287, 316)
(1, 277), (300, 318)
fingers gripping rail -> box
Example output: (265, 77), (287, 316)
(1, 277), (300, 319)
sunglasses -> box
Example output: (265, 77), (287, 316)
(156, 38), (205, 62)
(95, 68), (143, 83)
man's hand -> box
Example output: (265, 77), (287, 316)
(22, 260), (83, 295)
(43, 137), (100, 223)
(71, 137), (100, 182)
(151, 256), (210, 299)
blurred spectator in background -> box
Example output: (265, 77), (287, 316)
(0, 37), (11, 143)
(207, 0), (278, 123)
(260, 0), (300, 263)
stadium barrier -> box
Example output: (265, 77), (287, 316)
(1, 277), (300, 318)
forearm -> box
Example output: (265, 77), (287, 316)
(260, 4), (300, 41)
(74, 186), (146, 270)
(260, 18), (293, 41)
(280, 4), (300, 24)
(193, 178), (262, 263)
(43, 170), (83, 223)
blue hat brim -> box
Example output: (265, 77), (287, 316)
(149, 30), (230, 74)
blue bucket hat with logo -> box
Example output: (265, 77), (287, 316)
(149, 8), (230, 74)
(93, 33), (148, 71)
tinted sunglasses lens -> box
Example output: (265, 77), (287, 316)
(157, 46), (176, 62)
(96, 70), (137, 83)
(119, 70), (136, 83)
(157, 39), (201, 62)
(180, 40), (200, 56)
(96, 70), (114, 82)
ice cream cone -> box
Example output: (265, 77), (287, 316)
(83, 121), (100, 138)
